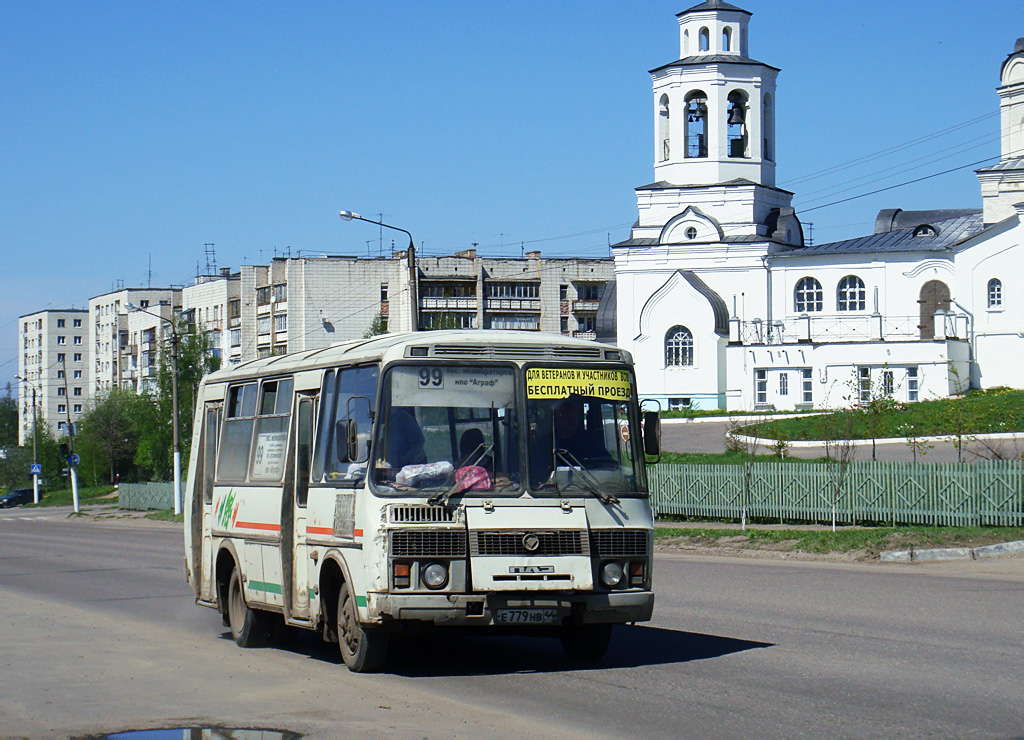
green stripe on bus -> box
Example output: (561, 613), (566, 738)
(356, 595), (367, 607)
(248, 580), (282, 595)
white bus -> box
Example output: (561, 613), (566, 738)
(184, 330), (658, 672)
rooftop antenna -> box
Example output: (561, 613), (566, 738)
(204, 243), (217, 276)
(148, 253), (153, 287)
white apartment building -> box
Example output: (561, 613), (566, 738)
(88, 288), (180, 395)
(16, 309), (89, 444)
(236, 250), (616, 362)
(613, 2), (1024, 411)
(181, 268), (241, 367)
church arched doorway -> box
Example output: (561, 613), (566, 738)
(918, 280), (950, 339)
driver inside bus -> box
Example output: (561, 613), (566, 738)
(553, 399), (612, 466)
(386, 406), (427, 470)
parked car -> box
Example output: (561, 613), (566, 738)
(0, 488), (35, 508)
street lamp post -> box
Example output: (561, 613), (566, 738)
(127, 302), (181, 516)
(15, 374), (40, 504)
(339, 210), (419, 331)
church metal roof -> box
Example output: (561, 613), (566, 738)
(976, 156), (1024, 173)
(650, 54), (779, 74)
(780, 212), (985, 256)
(678, 1), (751, 16)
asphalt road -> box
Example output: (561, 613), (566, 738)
(1, 507), (1023, 738)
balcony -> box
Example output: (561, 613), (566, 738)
(485, 298), (540, 311)
(572, 330), (597, 341)
(420, 297), (477, 310)
(737, 313), (966, 346)
(572, 300), (600, 313)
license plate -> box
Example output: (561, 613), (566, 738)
(494, 608), (559, 625)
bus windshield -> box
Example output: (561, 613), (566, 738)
(525, 367), (641, 497)
(372, 364), (521, 494)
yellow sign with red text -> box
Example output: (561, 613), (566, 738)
(525, 368), (631, 400)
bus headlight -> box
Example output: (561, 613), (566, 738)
(600, 561), (624, 588)
(422, 562), (449, 590)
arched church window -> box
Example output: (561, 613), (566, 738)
(763, 93), (774, 161)
(988, 278), (1003, 308)
(683, 29), (689, 55)
(794, 277), (823, 313)
(685, 226), (698, 240)
(837, 275), (866, 311)
(723, 27), (732, 51)
(685, 91), (708, 158)
(665, 326), (694, 367)
(727, 90), (748, 158)
(699, 27), (710, 52)
(658, 95), (670, 162)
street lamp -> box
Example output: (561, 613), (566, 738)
(126, 302), (181, 516)
(14, 374), (40, 504)
(339, 210), (418, 330)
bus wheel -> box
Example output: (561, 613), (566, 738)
(560, 624), (613, 661)
(227, 566), (266, 648)
(337, 581), (388, 673)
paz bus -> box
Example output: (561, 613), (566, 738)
(183, 330), (658, 672)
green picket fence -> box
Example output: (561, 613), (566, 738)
(648, 461), (1024, 526)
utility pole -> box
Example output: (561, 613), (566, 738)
(15, 374), (40, 503)
(60, 358), (79, 513)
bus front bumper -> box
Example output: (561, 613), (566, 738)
(369, 590), (654, 627)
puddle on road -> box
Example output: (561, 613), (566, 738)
(77, 729), (301, 739)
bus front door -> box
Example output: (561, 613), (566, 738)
(287, 395), (315, 620)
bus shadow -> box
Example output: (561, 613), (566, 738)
(386, 624), (772, 677)
(222, 623), (772, 676)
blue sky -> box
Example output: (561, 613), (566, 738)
(1, 1), (1020, 389)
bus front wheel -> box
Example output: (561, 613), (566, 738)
(227, 566), (266, 648)
(337, 581), (388, 672)
(560, 623), (613, 661)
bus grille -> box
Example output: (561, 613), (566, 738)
(391, 530), (467, 557)
(590, 529), (650, 557)
(471, 530), (590, 557)
(390, 505), (457, 524)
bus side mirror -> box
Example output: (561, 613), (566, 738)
(642, 411), (661, 456)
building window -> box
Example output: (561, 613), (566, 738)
(58, 387), (66, 396)
(907, 366), (919, 402)
(74, 318), (82, 327)
(802, 368), (813, 404)
(256, 286), (271, 306)
(699, 26), (710, 51)
(74, 404), (82, 414)
(858, 367), (871, 403)
(669, 397), (691, 411)
(229, 299), (241, 319)
(57, 319), (65, 328)
(58, 353), (66, 363)
(685, 91), (708, 158)
(488, 282), (539, 299)
(74, 370), (82, 379)
(57, 370), (65, 379)
(274, 314), (287, 333)
(73, 387), (82, 396)
(420, 312), (476, 330)
(58, 404), (66, 414)
(273, 284), (287, 302)
(665, 326), (694, 367)
(230, 329), (241, 347)
(685, 226), (698, 240)
(74, 353), (82, 362)
(722, 26), (732, 51)
(421, 283), (475, 298)
(57, 336), (65, 345)
(763, 93), (774, 161)
(882, 370), (894, 396)
(755, 369), (767, 405)
(489, 314), (540, 330)
(987, 278), (1002, 308)
(559, 284), (568, 300)
(73, 336), (82, 345)
(578, 316), (597, 333)
(779, 372), (789, 396)
(257, 316), (271, 335)
(577, 284), (600, 301)
(380, 284), (389, 302)
(658, 94), (670, 162)
(837, 275), (866, 311)
(139, 300), (149, 308)
(794, 277), (823, 312)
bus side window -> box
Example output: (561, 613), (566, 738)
(217, 382), (257, 482)
(313, 365), (379, 482)
(296, 397), (313, 506)
(249, 377), (294, 482)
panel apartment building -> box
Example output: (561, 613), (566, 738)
(16, 309), (89, 445)
(235, 248), (616, 362)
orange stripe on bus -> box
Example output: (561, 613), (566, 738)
(235, 521), (281, 532)
(306, 526), (334, 536)
(354, 529), (363, 537)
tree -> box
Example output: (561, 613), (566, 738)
(0, 383), (19, 449)
(363, 312), (389, 338)
(75, 388), (149, 485)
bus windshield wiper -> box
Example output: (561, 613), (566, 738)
(553, 449), (619, 505)
(428, 443), (495, 506)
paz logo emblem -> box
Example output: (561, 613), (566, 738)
(522, 533), (541, 552)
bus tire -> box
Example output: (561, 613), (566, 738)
(227, 566), (266, 648)
(560, 623), (613, 661)
(337, 581), (388, 673)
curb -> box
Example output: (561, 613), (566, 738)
(730, 430), (1024, 449)
(880, 539), (1024, 563)
(662, 412), (826, 426)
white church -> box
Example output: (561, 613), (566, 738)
(613, 0), (1024, 412)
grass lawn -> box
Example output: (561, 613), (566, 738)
(25, 484), (118, 508)
(655, 524), (1024, 558)
(656, 450), (833, 465)
(735, 388), (1024, 441)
